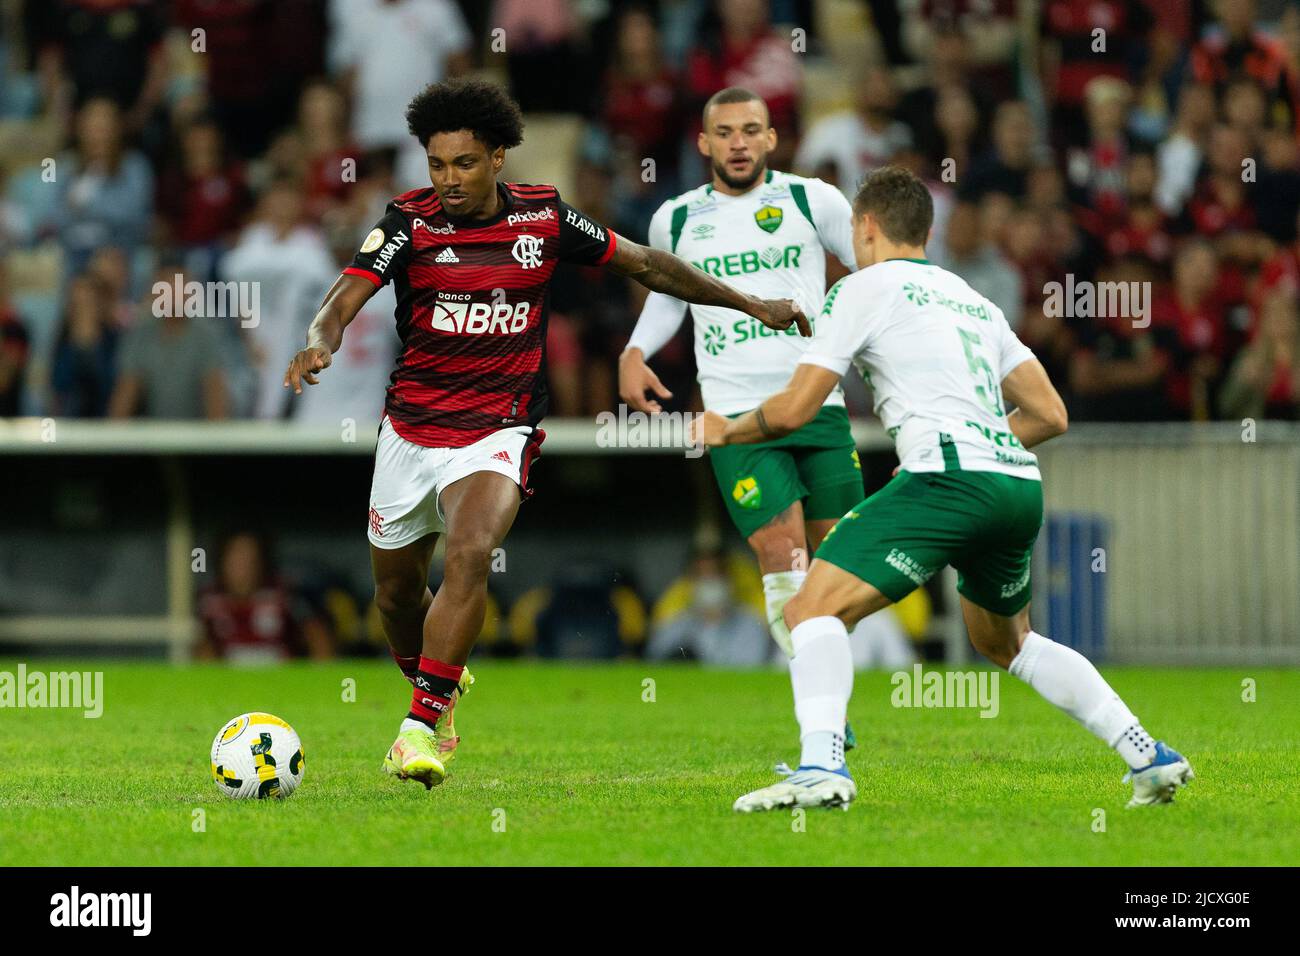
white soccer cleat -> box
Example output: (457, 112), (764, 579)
(1124, 742), (1194, 808)
(733, 764), (857, 812)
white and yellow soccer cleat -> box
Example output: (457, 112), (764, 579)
(383, 727), (447, 790)
(1124, 742), (1194, 808)
(733, 763), (857, 813)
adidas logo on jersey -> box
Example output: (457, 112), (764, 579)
(435, 247), (460, 263)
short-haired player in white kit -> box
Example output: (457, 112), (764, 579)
(620, 87), (865, 744)
(697, 166), (1193, 812)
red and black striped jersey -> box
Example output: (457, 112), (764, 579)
(344, 182), (617, 447)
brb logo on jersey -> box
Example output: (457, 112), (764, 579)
(512, 234), (544, 269)
(431, 292), (530, 334)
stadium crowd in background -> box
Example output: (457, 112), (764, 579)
(1, 0), (1299, 429)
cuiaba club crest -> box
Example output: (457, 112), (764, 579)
(732, 476), (762, 510)
(703, 322), (726, 355)
(754, 205), (783, 234)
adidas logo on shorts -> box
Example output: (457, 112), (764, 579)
(435, 247), (460, 263)
(491, 450), (512, 464)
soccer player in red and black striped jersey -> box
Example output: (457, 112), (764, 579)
(283, 79), (808, 789)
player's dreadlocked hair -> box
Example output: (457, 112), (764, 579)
(405, 78), (525, 151)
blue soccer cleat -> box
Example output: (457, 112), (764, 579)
(1123, 741), (1194, 807)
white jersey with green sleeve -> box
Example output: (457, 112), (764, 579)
(800, 258), (1042, 480)
(629, 169), (856, 415)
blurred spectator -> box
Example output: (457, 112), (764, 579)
(290, 284), (398, 426)
(87, 246), (136, 328)
(1094, 150), (1175, 268)
(0, 262), (29, 416)
(50, 273), (118, 417)
(1068, 257), (1178, 420)
(959, 100), (1036, 202)
(321, 147), (399, 263)
(156, 116), (250, 280)
(1040, 0), (1153, 149)
(1256, 204), (1300, 319)
(1190, 0), (1299, 136)
(30, 0), (167, 128)
(646, 546), (771, 666)
(108, 263), (229, 419)
(221, 178), (336, 420)
(912, 0), (1018, 100)
(297, 81), (362, 222)
(1153, 239), (1231, 419)
(922, 83), (982, 181)
(898, 26), (992, 170)
(600, 5), (687, 210)
(1219, 291), (1300, 419)
(688, 0), (802, 169)
(174, 0), (328, 159)
(1254, 125), (1300, 243)
(197, 530), (335, 662)
(1066, 77), (1133, 222)
(551, 161), (642, 415)
(54, 97), (154, 274)
(493, 0), (588, 112)
(1155, 83), (1216, 217)
(795, 65), (911, 198)
(331, 0), (470, 153)
(933, 200), (1023, 330)
(1184, 124), (1269, 304)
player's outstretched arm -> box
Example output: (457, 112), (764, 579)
(619, 292), (686, 413)
(606, 236), (811, 337)
(696, 364), (840, 448)
(1001, 358), (1069, 448)
(283, 273), (377, 395)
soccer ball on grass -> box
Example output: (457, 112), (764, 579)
(210, 712), (306, 799)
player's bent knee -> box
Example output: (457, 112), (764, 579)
(961, 599), (1031, 668)
(441, 539), (497, 585)
(374, 577), (425, 618)
(748, 527), (804, 573)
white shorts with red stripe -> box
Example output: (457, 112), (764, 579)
(367, 416), (543, 549)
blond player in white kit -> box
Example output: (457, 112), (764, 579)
(697, 166), (1193, 812)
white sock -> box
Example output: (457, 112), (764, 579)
(399, 717), (431, 735)
(762, 570), (805, 658)
(1009, 631), (1157, 768)
(789, 615), (853, 770)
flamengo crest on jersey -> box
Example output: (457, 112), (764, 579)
(649, 170), (856, 416)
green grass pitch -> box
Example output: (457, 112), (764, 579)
(1, 660), (1296, 866)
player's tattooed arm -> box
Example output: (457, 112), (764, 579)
(606, 237), (812, 336)
(284, 273), (377, 394)
(696, 365), (841, 448)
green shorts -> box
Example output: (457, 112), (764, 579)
(710, 405), (865, 539)
(814, 469), (1044, 617)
